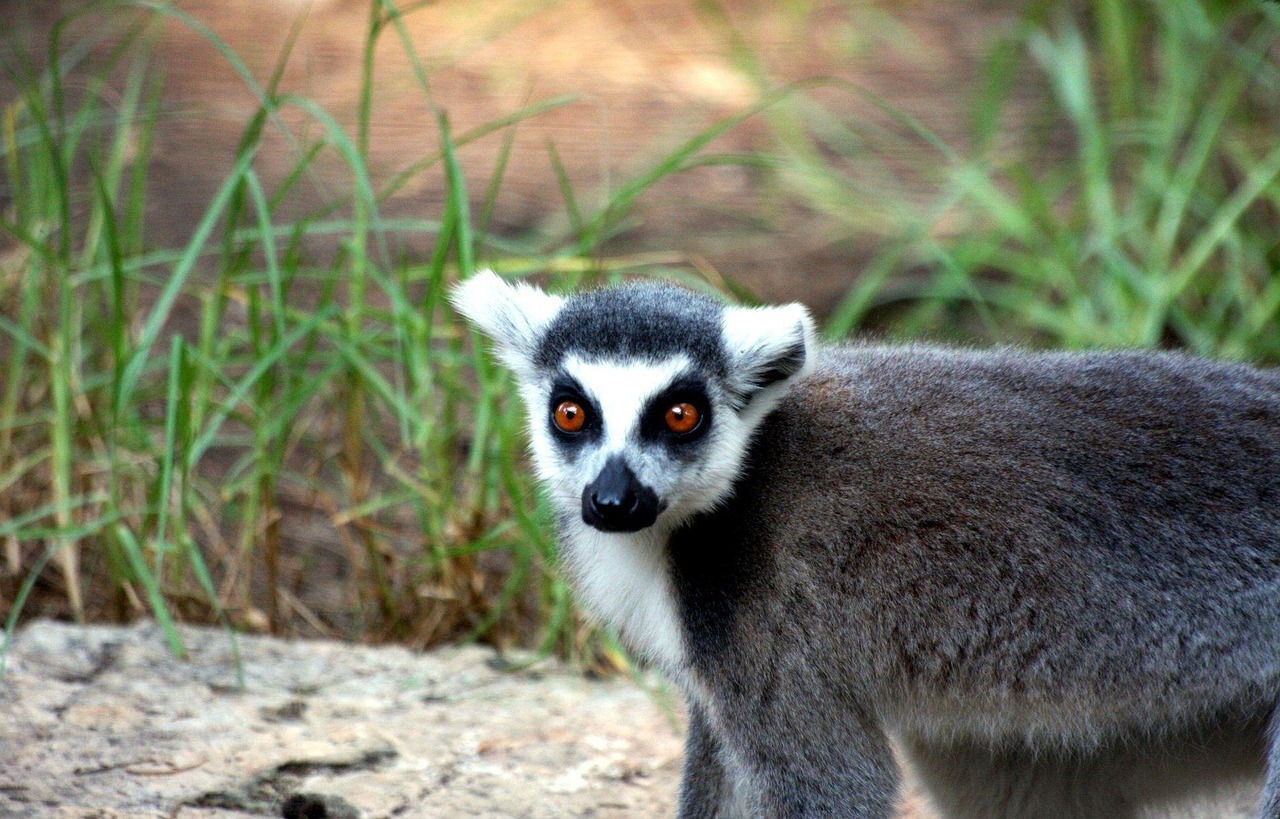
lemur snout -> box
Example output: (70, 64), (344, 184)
(582, 455), (660, 532)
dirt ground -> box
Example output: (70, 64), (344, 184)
(1, 619), (685, 818)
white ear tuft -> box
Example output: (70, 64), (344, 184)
(722, 302), (815, 409)
(450, 269), (564, 375)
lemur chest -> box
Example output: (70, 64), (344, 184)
(559, 523), (687, 674)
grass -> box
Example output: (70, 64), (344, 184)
(726, 0), (1280, 355)
(0, 0), (728, 673)
(2, 0), (1279, 672)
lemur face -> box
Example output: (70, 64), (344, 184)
(452, 271), (814, 534)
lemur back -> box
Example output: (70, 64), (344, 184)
(701, 346), (1280, 731)
(452, 271), (1280, 818)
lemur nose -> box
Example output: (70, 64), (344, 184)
(590, 485), (637, 517)
(582, 456), (660, 533)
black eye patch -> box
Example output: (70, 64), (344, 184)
(640, 377), (713, 450)
(548, 374), (602, 447)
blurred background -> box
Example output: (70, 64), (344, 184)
(1, 0), (1277, 666)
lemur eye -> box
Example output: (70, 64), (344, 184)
(664, 402), (700, 434)
(553, 400), (586, 433)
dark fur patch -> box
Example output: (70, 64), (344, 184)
(638, 377), (714, 460)
(729, 336), (809, 408)
(753, 337), (808, 390)
(669, 496), (766, 667)
(535, 282), (728, 375)
(548, 374), (603, 454)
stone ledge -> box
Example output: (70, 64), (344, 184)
(0, 620), (683, 818)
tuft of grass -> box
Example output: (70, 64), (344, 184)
(0, 0), (738, 672)
(723, 0), (1280, 357)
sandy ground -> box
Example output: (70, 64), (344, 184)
(1, 620), (685, 818)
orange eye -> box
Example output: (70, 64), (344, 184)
(553, 400), (586, 433)
(664, 402), (700, 434)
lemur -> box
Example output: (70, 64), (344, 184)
(451, 270), (1280, 818)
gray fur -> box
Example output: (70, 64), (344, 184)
(536, 281), (728, 375)
(670, 344), (1280, 817)
(453, 275), (1280, 818)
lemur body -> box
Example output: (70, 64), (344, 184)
(453, 271), (1280, 818)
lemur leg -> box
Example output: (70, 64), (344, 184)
(903, 739), (1136, 819)
(719, 699), (900, 818)
(678, 705), (742, 818)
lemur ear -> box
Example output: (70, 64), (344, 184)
(450, 270), (564, 375)
(722, 302), (816, 409)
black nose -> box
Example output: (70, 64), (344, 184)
(582, 456), (660, 533)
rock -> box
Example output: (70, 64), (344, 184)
(0, 620), (684, 818)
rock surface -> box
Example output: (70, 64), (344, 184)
(0, 620), (685, 818)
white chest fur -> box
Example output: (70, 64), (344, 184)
(558, 520), (687, 675)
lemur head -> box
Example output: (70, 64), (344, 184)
(452, 271), (815, 534)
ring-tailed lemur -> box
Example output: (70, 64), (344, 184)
(451, 270), (1280, 818)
